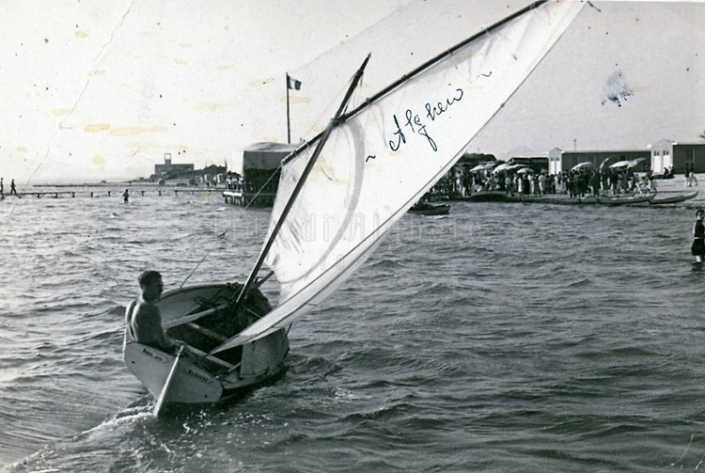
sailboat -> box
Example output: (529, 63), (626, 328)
(124, 0), (585, 411)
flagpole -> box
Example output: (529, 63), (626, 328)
(286, 73), (291, 144)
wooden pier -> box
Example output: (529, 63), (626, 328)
(221, 190), (277, 207)
(0, 187), (225, 200)
(222, 190), (245, 206)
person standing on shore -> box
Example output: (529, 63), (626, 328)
(0, 177), (3, 200)
(9, 179), (17, 196)
(123, 188), (129, 204)
(647, 171), (657, 194)
(591, 170), (601, 197)
(685, 163), (692, 188)
(691, 209), (705, 264)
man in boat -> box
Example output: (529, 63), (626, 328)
(125, 270), (182, 353)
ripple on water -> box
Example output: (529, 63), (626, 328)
(3, 194), (705, 472)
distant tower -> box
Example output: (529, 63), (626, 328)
(164, 152), (172, 166)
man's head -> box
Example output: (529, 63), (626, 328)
(139, 270), (164, 301)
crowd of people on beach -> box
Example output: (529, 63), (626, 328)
(430, 164), (662, 199)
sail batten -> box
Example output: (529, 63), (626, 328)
(211, 0), (585, 354)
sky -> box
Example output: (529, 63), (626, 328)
(0, 0), (703, 185)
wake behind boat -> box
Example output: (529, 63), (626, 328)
(123, 0), (586, 412)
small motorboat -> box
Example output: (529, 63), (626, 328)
(409, 202), (451, 215)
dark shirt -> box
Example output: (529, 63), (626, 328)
(694, 220), (705, 239)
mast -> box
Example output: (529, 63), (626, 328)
(286, 73), (292, 144)
(234, 54), (371, 310)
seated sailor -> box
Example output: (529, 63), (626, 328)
(125, 270), (179, 353)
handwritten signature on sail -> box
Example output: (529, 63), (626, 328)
(387, 88), (464, 153)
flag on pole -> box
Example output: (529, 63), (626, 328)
(287, 75), (302, 91)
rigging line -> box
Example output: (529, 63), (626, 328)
(241, 168), (283, 211)
(179, 229), (228, 289)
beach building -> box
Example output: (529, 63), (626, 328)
(200, 163), (228, 185)
(226, 142), (297, 207)
(154, 153), (195, 177)
(650, 139), (705, 175)
(548, 148), (650, 174)
(456, 152), (497, 169)
(506, 155), (549, 174)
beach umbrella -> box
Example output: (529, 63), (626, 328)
(468, 162), (497, 173)
(610, 160), (631, 169)
(628, 157), (646, 168)
(516, 167), (533, 174)
(570, 162), (593, 172)
(599, 156), (618, 171)
(492, 162), (512, 173)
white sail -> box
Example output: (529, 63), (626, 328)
(212, 0), (584, 353)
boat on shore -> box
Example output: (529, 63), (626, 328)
(461, 191), (513, 202)
(649, 190), (698, 205)
(596, 193), (656, 206)
(577, 195), (598, 205)
(409, 202), (451, 215)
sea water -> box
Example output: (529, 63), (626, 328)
(1, 182), (705, 473)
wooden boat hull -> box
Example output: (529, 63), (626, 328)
(577, 195), (598, 205)
(124, 283), (289, 405)
(649, 191), (698, 205)
(596, 194), (656, 206)
(409, 203), (450, 215)
(125, 343), (224, 404)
